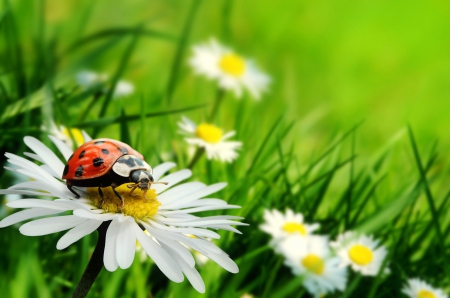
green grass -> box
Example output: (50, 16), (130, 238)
(0, 0), (449, 297)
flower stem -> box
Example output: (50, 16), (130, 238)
(71, 221), (111, 298)
(188, 147), (205, 169)
(208, 89), (225, 123)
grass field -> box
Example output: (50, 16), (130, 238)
(0, 0), (449, 297)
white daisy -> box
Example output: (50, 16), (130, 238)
(76, 70), (134, 98)
(260, 209), (320, 244)
(189, 38), (270, 100)
(330, 231), (389, 276)
(44, 120), (85, 149)
(402, 278), (448, 298)
(278, 235), (347, 296)
(182, 234), (211, 266)
(178, 116), (242, 163)
(0, 136), (246, 293)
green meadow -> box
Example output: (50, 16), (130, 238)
(0, 0), (449, 297)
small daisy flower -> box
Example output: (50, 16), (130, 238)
(260, 209), (320, 243)
(402, 278), (448, 298)
(278, 235), (347, 296)
(0, 136), (246, 293)
(76, 70), (134, 98)
(330, 231), (389, 276)
(178, 116), (242, 163)
(45, 120), (85, 149)
(189, 38), (270, 100)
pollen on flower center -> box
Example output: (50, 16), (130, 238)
(417, 290), (436, 298)
(87, 184), (161, 220)
(301, 254), (325, 275)
(282, 222), (307, 235)
(219, 53), (246, 77)
(348, 244), (374, 265)
(195, 123), (223, 143)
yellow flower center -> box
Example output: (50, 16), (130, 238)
(282, 222), (307, 235)
(348, 244), (374, 266)
(219, 53), (246, 77)
(87, 184), (161, 220)
(301, 254), (325, 275)
(62, 127), (85, 147)
(418, 290), (436, 298)
(195, 123), (223, 143)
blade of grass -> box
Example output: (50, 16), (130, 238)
(345, 130), (356, 228)
(247, 114), (283, 173)
(66, 27), (176, 54)
(92, 24), (142, 137)
(75, 103), (206, 128)
(119, 108), (131, 145)
(407, 126), (444, 241)
(165, 0), (203, 104)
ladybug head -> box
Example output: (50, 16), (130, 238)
(128, 170), (168, 198)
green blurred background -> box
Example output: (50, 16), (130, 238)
(1, 0), (450, 297)
(34, 0), (450, 144)
(6, 0), (450, 150)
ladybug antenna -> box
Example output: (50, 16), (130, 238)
(150, 181), (169, 186)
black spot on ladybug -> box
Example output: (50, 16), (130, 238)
(121, 147), (128, 154)
(75, 165), (84, 177)
(116, 156), (136, 167)
(93, 157), (104, 167)
(68, 153), (74, 161)
(101, 149), (109, 154)
(79, 150), (86, 158)
(94, 140), (105, 145)
(63, 164), (69, 176)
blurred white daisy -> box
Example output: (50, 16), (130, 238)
(178, 116), (242, 163)
(330, 231), (389, 276)
(189, 38), (270, 100)
(278, 235), (347, 296)
(260, 209), (320, 244)
(76, 70), (134, 98)
(44, 120), (85, 149)
(0, 136), (246, 293)
(402, 278), (447, 298)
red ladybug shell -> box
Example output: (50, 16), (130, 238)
(62, 139), (144, 180)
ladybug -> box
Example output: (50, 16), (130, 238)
(62, 138), (167, 204)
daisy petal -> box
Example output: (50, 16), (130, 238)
(57, 219), (101, 249)
(116, 218), (136, 269)
(7, 199), (79, 210)
(153, 169), (192, 194)
(152, 162), (176, 181)
(162, 242), (205, 293)
(0, 208), (63, 228)
(207, 251), (239, 273)
(20, 215), (87, 236)
(133, 224), (184, 282)
(104, 219), (120, 271)
(48, 135), (73, 161)
(82, 131), (92, 142)
(24, 136), (65, 178)
(162, 182), (227, 208)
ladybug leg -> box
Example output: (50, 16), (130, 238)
(67, 183), (80, 199)
(98, 187), (105, 206)
(111, 183), (124, 208)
